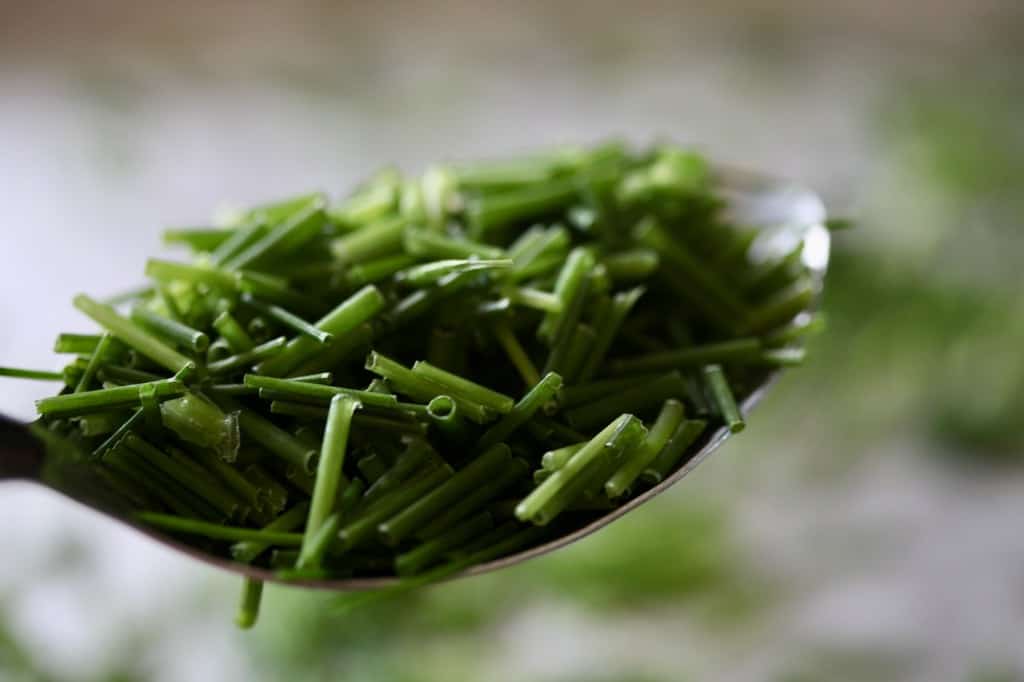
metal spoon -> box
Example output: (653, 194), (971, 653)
(0, 169), (830, 590)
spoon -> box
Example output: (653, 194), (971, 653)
(0, 169), (830, 590)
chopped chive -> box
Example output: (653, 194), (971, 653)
(641, 419), (708, 485)
(602, 248), (660, 282)
(537, 247), (595, 344)
(244, 374), (398, 409)
(207, 337), (287, 376)
(139, 383), (162, 431)
(222, 400), (318, 473)
(144, 259), (239, 291)
(516, 414), (646, 524)
(97, 365), (163, 386)
(337, 467), (450, 551)
(300, 395), (360, 567)
(36, 379), (186, 418)
(330, 215), (407, 264)
(365, 352), (495, 424)
(235, 578), (264, 630)
(346, 254), (418, 287)
(609, 338), (763, 375)
(509, 226), (570, 281)
(163, 228), (233, 252)
(605, 399), (686, 498)
(565, 371), (686, 431)
(54, 333), (103, 355)
(427, 396), (469, 444)
(160, 393), (240, 460)
(491, 320), (541, 387)
(403, 229), (506, 261)
(212, 311), (255, 353)
(242, 464), (291, 513)
(415, 458), (529, 540)
(92, 408), (144, 459)
(577, 286), (644, 382)
(396, 511), (494, 576)
(478, 372), (563, 450)
(255, 285), (385, 377)
(502, 286), (563, 314)
(137, 512), (304, 545)
(102, 285), (156, 306)
(411, 361), (515, 414)
(362, 443), (433, 505)
(241, 294), (332, 345)
(230, 502), (310, 563)
(225, 198), (327, 270)
(702, 365), (744, 433)
(0, 367), (65, 381)
(541, 443), (586, 471)
(209, 220), (268, 266)
(743, 278), (816, 334)
(467, 177), (577, 237)
(131, 305), (210, 354)
(377, 444), (511, 546)
(73, 295), (196, 375)
(559, 324), (597, 384)
(396, 259), (512, 287)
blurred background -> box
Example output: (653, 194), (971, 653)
(1, 1), (1022, 680)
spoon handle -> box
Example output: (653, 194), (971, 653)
(0, 414), (43, 481)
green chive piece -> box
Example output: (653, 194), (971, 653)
(702, 365), (744, 433)
(537, 247), (595, 344)
(37, 379), (186, 418)
(235, 578), (264, 630)
(210, 220), (267, 266)
(300, 395), (360, 566)
(225, 197), (327, 270)
(255, 285), (385, 377)
(241, 294), (332, 345)
(602, 248), (660, 282)
(411, 360), (515, 414)
(160, 393), (240, 460)
(224, 401), (318, 473)
(346, 254), (418, 287)
(130, 305), (210, 354)
(743, 278), (816, 334)
(144, 259), (239, 291)
(163, 228), (233, 252)
(609, 338), (763, 375)
(243, 374), (398, 409)
(641, 419), (708, 485)
(577, 286), (645, 382)
(467, 177), (577, 237)
(427, 396), (469, 444)
(415, 458), (529, 540)
(605, 399), (686, 498)
(559, 375), (659, 408)
(231, 502), (311, 563)
(73, 295), (196, 375)
(212, 311), (255, 353)
(478, 372), (563, 450)
(270, 401), (328, 420)
(565, 371), (687, 431)
(541, 443), (586, 471)
(491, 320), (541, 387)
(365, 352), (495, 424)
(502, 286), (563, 314)
(516, 414), (646, 524)
(330, 215), (407, 264)
(92, 408), (144, 459)
(337, 467), (450, 551)
(207, 337), (287, 376)
(0, 367), (65, 381)
(54, 333), (103, 355)
(397, 258), (512, 288)
(404, 229), (506, 261)
(137, 512), (304, 545)
(377, 443), (512, 546)
(559, 324), (598, 384)
(396, 511), (494, 576)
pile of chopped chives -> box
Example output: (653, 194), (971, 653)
(3, 142), (822, 628)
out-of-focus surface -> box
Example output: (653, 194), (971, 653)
(2, 2), (1023, 680)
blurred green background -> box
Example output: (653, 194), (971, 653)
(1, 2), (1022, 681)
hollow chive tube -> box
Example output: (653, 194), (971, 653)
(427, 396), (469, 444)
(207, 337), (287, 376)
(415, 457), (528, 540)
(223, 401), (318, 473)
(356, 454), (389, 484)
(186, 447), (262, 509)
(537, 247), (594, 344)
(640, 419), (709, 485)
(608, 338), (763, 375)
(105, 448), (204, 519)
(54, 333), (103, 355)
(509, 226), (570, 281)
(345, 254), (418, 287)
(602, 248), (660, 282)
(224, 198), (326, 270)
(491, 320), (541, 387)
(209, 220), (267, 266)
(144, 259), (239, 291)
(411, 361), (515, 414)
(0, 367), (65, 381)
(137, 512), (305, 545)
(76, 411), (126, 437)
(139, 382), (162, 430)
(456, 524), (549, 567)
(396, 512), (494, 576)
(377, 443), (512, 546)
(541, 443), (586, 472)
(234, 271), (325, 319)
(515, 414), (645, 523)
(466, 177), (577, 237)
(384, 268), (478, 331)
(501, 286), (563, 314)
(397, 259), (512, 287)
(577, 286), (645, 382)
(125, 434), (242, 520)
(743, 278), (816, 334)
(301, 395), (359, 561)
(212, 311), (255, 353)
(530, 453), (620, 526)
(242, 464), (290, 514)
(477, 372), (564, 450)
(295, 513), (341, 573)
(130, 305), (210, 354)
(98, 365), (163, 385)
(362, 442), (434, 505)
(160, 393), (240, 460)
(73, 295), (196, 375)
(403, 229), (505, 260)
(230, 502), (307, 562)
(337, 466), (450, 551)
(254, 285), (385, 377)
(365, 352), (494, 424)
(162, 227), (233, 252)
(330, 215), (407, 264)
(565, 371), (686, 431)
(558, 324), (597, 384)
(36, 379), (186, 418)
(702, 365), (744, 433)
(240, 294), (331, 345)
(235, 578), (264, 630)
(605, 399), (686, 498)
(243, 374), (399, 409)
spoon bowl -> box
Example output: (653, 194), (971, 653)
(0, 167), (829, 590)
